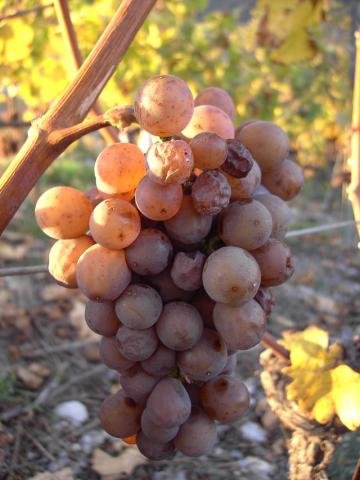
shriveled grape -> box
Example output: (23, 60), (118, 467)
(156, 302), (203, 351)
(183, 105), (235, 139)
(164, 195), (212, 244)
(170, 251), (205, 291)
(174, 407), (218, 457)
(221, 140), (254, 179)
(89, 198), (141, 250)
(262, 159), (304, 201)
(115, 284), (162, 329)
(85, 300), (120, 337)
(134, 74), (194, 137)
(116, 325), (158, 361)
(146, 140), (193, 185)
(223, 160), (261, 200)
(76, 245), (131, 301)
(191, 170), (231, 215)
(95, 143), (145, 195)
(177, 329), (228, 382)
(99, 337), (134, 371)
(254, 287), (275, 316)
(35, 186), (92, 239)
(146, 377), (191, 428)
(251, 239), (294, 287)
(119, 365), (159, 403)
(125, 228), (173, 275)
(213, 300), (266, 350)
(218, 200), (273, 251)
(141, 344), (176, 377)
(195, 86), (236, 119)
(99, 390), (143, 438)
(236, 121), (289, 172)
(254, 193), (292, 240)
(48, 236), (94, 288)
(202, 246), (260, 305)
(200, 375), (250, 423)
(135, 175), (183, 221)
(190, 132), (228, 170)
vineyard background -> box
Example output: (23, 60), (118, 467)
(0, 0), (360, 479)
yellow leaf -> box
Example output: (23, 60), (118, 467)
(331, 365), (360, 431)
(0, 19), (34, 63)
(311, 393), (335, 425)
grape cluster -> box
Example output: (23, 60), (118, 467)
(35, 74), (304, 460)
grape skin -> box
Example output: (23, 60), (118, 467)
(221, 353), (237, 376)
(156, 302), (203, 351)
(262, 159), (304, 201)
(170, 251), (205, 291)
(191, 289), (216, 329)
(213, 300), (266, 351)
(136, 431), (175, 460)
(182, 105), (235, 140)
(99, 337), (135, 371)
(119, 364), (159, 403)
(115, 284), (163, 330)
(190, 132), (228, 170)
(146, 140), (193, 185)
(35, 186), (93, 240)
(254, 287), (275, 316)
(85, 300), (120, 337)
(116, 325), (158, 361)
(125, 228), (173, 276)
(195, 86), (236, 119)
(202, 246), (261, 305)
(141, 409), (179, 443)
(164, 195), (212, 245)
(200, 375), (250, 423)
(218, 200), (273, 251)
(76, 244), (131, 301)
(223, 160), (261, 200)
(135, 175), (183, 221)
(141, 344), (176, 377)
(89, 198), (141, 250)
(174, 407), (218, 457)
(177, 329), (228, 382)
(191, 170), (231, 215)
(48, 236), (94, 288)
(254, 193), (292, 240)
(251, 238), (294, 287)
(99, 390), (143, 438)
(147, 266), (194, 303)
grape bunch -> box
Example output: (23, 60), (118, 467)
(35, 74), (303, 460)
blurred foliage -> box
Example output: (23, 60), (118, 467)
(0, 0), (353, 167)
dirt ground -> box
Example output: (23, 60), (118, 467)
(0, 195), (359, 480)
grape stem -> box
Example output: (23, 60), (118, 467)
(261, 331), (290, 362)
(0, 0), (155, 236)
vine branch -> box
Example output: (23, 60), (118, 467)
(0, 4), (53, 22)
(0, 0), (155, 235)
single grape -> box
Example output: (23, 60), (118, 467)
(200, 375), (250, 423)
(191, 170), (231, 215)
(235, 121), (289, 172)
(195, 86), (236, 119)
(170, 251), (205, 291)
(134, 74), (194, 137)
(174, 406), (218, 457)
(223, 160), (261, 200)
(116, 325), (158, 361)
(191, 289), (216, 329)
(146, 140), (193, 185)
(182, 105), (234, 140)
(213, 300), (266, 350)
(99, 337), (134, 371)
(147, 267), (194, 303)
(164, 195), (212, 245)
(254, 193), (292, 240)
(89, 198), (141, 250)
(85, 300), (120, 337)
(262, 159), (304, 201)
(141, 344), (176, 377)
(234, 119), (258, 136)
(177, 329), (228, 382)
(125, 228), (173, 276)
(156, 302), (203, 351)
(141, 409), (179, 443)
(221, 140), (254, 178)
(48, 236), (94, 288)
(136, 431), (175, 460)
(76, 244), (131, 301)
(99, 389), (143, 438)
(254, 286), (275, 316)
(202, 246), (260, 305)
(218, 200), (273, 251)
(221, 353), (237, 376)
(146, 377), (191, 428)
(119, 364), (159, 403)
(95, 143), (146, 195)
(135, 175), (183, 221)
(115, 284), (163, 329)
(35, 186), (92, 239)
(190, 132), (228, 170)
(251, 238), (294, 287)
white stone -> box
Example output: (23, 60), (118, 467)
(54, 400), (89, 425)
(239, 421), (267, 443)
